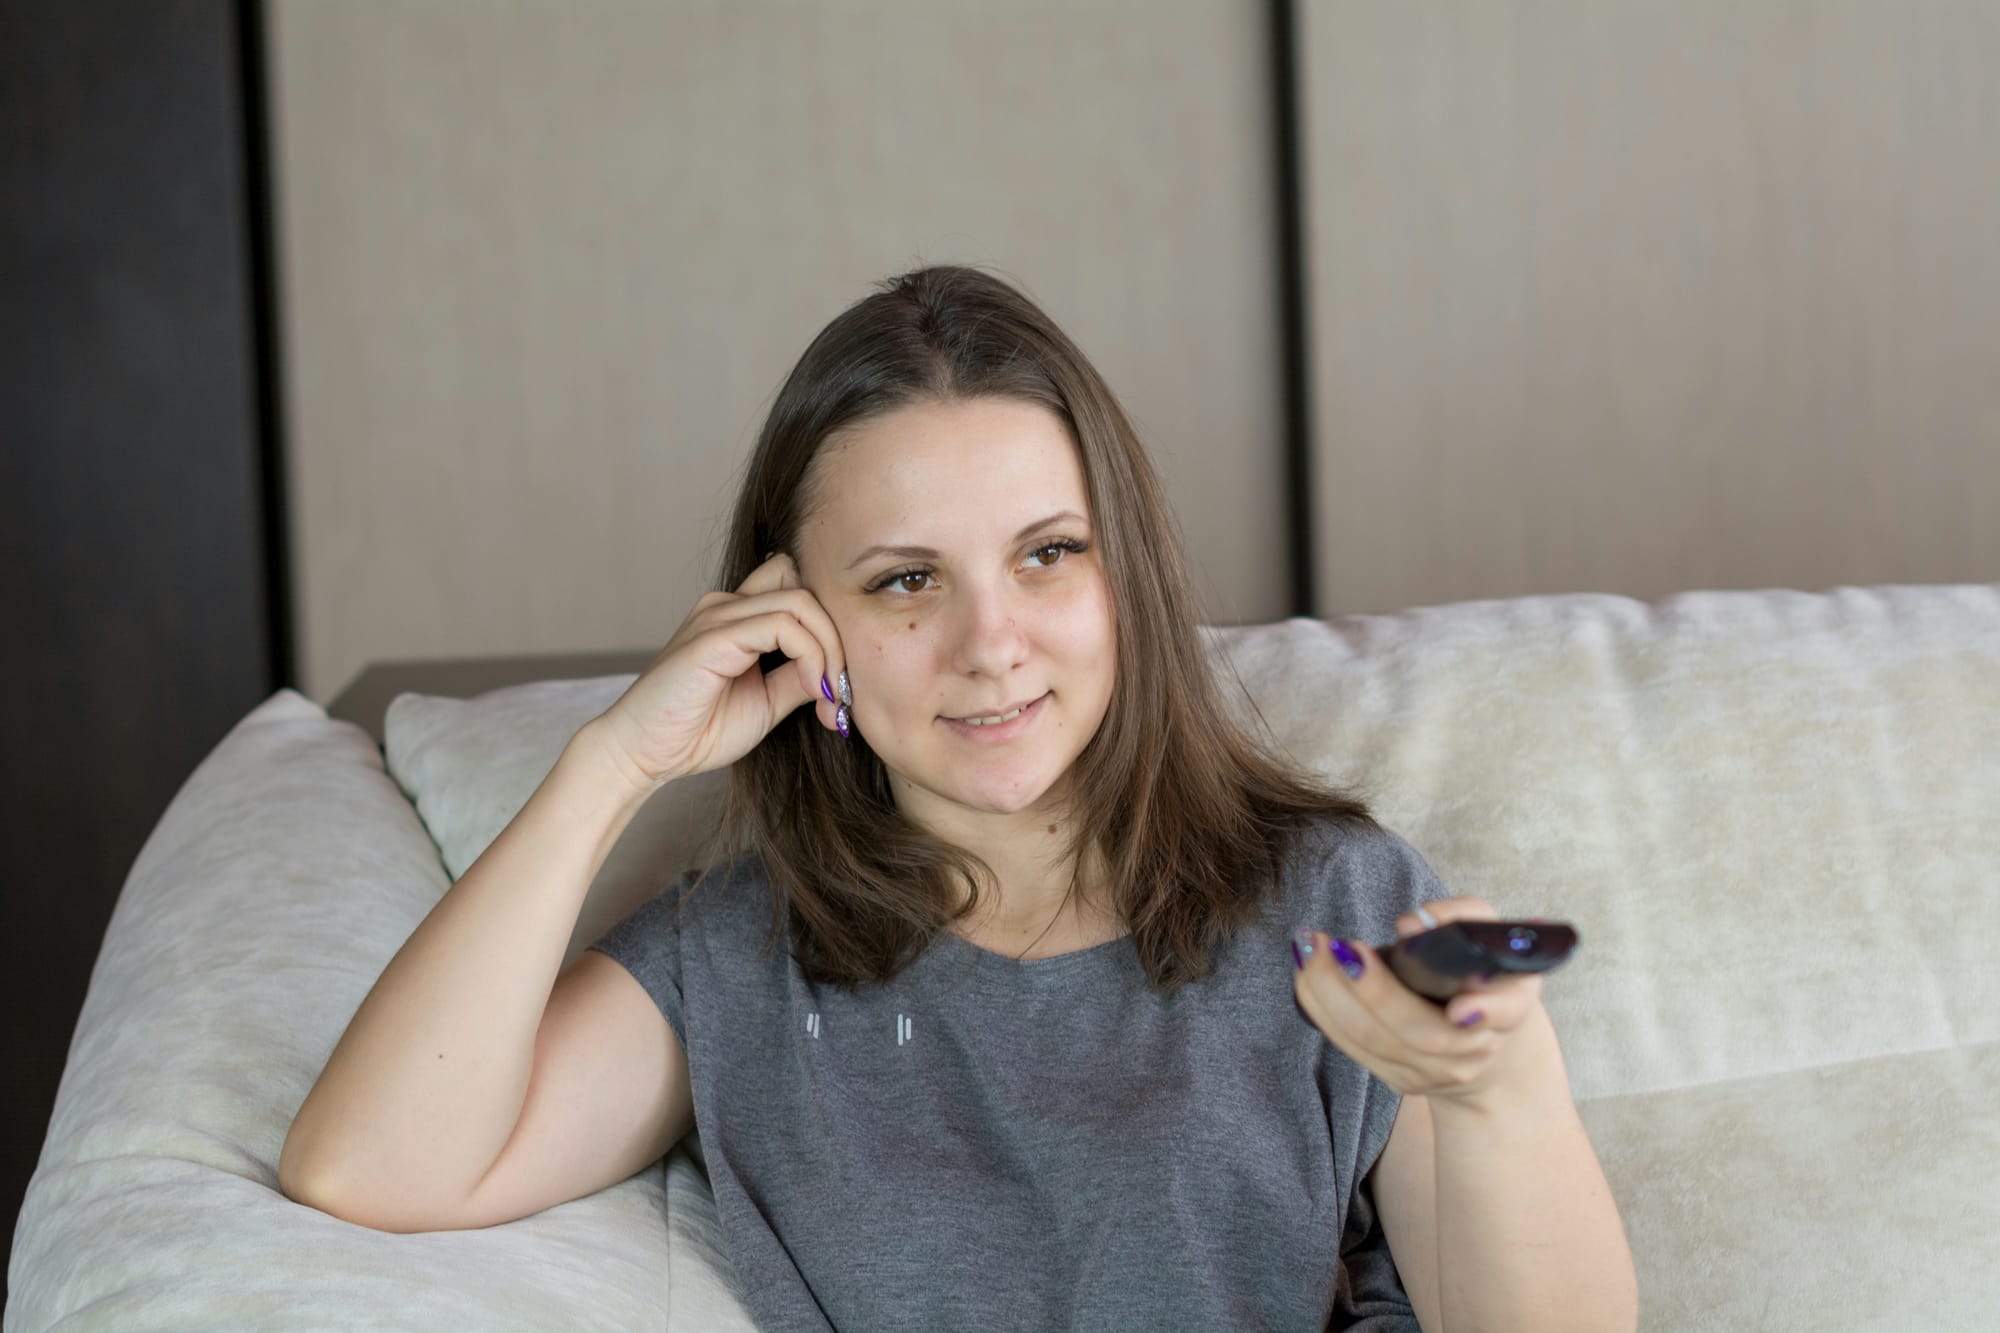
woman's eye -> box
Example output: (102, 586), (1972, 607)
(1026, 538), (1086, 568)
(867, 566), (934, 595)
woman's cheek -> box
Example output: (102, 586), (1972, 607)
(1062, 569), (1117, 649)
(862, 615), (937, 695)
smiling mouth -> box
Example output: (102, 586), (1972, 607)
(945, 693), (1047, 726)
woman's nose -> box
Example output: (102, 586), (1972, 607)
(950, 583), (1030, 673)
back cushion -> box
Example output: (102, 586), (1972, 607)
(1205, 584), (2000, 1100)
(385, 584), (2000, 1102)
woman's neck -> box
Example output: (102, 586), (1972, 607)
(887, 775), (1121, 951)
(950, 841), (1121, 956)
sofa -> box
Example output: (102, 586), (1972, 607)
(9, 582), (1998, 1331)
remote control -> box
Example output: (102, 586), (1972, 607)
(1381, 919), (1579, 1003)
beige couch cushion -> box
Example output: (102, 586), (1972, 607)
(383, 676), (727, 974)
(7, 691), (749, 1331)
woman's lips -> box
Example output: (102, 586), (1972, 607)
(940, 691), (1050, 741)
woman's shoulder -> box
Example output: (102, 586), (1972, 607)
(648, 847), (776, 926)
(1275, 813), (1450, 930)
(1275, 808), (1390, 870)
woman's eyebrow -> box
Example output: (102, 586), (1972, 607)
(843, 510), (1087, 570)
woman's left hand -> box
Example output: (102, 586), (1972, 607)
(1292, 897), (1550, 1109)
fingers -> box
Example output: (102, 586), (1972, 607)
(1393, 895), (1500, 940)
(1291, 945), (1428, 1089)
(1345, 935), (1542, 1034)
(1381, 898), (1544, 1029)
(1295, 931), (1531, 1097)
(703, 553), (848, 732)
(1301, 933), (1468, 1049)
(732, 550), (795, 597)
(693, 610), (830, 726)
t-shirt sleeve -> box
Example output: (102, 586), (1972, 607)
(584, 869), (698, 1050)
(1334, 822), (1458, 1184)
(1332, 1165), (1422, 1331)
(1336, 822), (1458, 942)
(1297, 821), (1458, 1331)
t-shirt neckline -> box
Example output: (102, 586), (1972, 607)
(930, 926), (1136, 973)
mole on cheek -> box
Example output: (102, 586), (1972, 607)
(907, 622), (918, 631)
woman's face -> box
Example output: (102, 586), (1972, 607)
(797, 396), (1117, 827)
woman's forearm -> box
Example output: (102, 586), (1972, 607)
(279, 721), (657, 1228)
(1428, 1011), (1638, 1333)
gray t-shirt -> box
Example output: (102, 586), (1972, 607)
(586, 816), (1453, 1332)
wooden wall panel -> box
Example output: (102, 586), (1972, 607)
(269, 0), (1289, 699)
(1299, 0), (2000, 615)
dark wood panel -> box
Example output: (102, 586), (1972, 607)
(0, 0), (274, 1282)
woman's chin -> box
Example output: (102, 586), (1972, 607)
(948, 769), (1067, 818)
(885, 749), (1074, 821)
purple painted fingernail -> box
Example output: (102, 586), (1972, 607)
(836, 704), (851, 739)
(836, 669), (852, 707)
(1291, 928), (1316, 969)
(821, 675), (835, 703)
(1329, 938), (1364, 980)
(1456, 1010), (1485, 1029)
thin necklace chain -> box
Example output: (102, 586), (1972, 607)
(1013, 869), (1081, 960)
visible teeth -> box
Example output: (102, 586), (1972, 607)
(962, 705), (1026, 727)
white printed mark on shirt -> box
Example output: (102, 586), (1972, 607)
(805, 1012), (820, 1038)
(897, 1013), (912, 1046)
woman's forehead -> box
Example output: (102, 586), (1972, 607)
(807, 400), (1092, 548)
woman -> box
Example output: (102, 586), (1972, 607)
(280, 265), (1637, 1331)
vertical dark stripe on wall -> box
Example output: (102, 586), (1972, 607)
(1269, 0), (1316, 617)
(234, 0), (297, 689)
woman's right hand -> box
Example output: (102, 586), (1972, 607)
(586, 552), (847, 793)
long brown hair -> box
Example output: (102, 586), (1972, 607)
(685, 263), (1380, 995)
